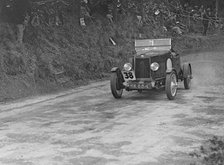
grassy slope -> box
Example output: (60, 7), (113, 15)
(0, 14), (223, 102)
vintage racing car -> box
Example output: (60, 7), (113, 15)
(110, 38), (192, 100)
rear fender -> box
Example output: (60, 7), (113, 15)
(182, 63), (192, 78)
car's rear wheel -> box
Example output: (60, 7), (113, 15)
(110, 72), (123, 99)
(165, 71), (178, 100)
(183, 64), (192, 89)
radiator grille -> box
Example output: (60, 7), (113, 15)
(135, 58), (150, 78)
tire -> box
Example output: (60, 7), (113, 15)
(110, 72), (123, 99)
(165, 72), (178, 100)
(183, 64), (192, 89)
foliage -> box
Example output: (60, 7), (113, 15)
(0, 0), (220, 81)
(190, 136), (224, 165)
(0, 0), (223, 101)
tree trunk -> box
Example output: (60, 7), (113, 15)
(215, 0), (219, 19)
(141, 0), (146, 22)
(114, 0), (118, 22)
(72, 0), (81, 16)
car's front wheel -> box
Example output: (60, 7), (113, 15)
(165, 71), (178, 100)
(110, 72), (123, 99)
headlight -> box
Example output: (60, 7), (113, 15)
(123, 63), (132, 71)
(150, 62), (160, 71)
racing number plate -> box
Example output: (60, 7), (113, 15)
(122, 71), (136, 81)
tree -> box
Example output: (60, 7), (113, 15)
(72, 0), (81, 16)
(215, 0), (219, 18)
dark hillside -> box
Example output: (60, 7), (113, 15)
(0, 0), (223, 102)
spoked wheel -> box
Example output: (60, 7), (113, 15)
(165, 71), (178, 100)
(183, 64), (192, 89)
(110, 72), (123, 99)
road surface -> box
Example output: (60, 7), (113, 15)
(0, 50), (224, 165)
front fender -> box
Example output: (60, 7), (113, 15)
(166, 69), (178, 80)
(111, 67), (120, 73)
(166, 68), (173, 73)
(166, 58), (173, 73)
(111, 67), (125, 83)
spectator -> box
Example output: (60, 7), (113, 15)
(164, 15), (176, 31)
(199, 5), (204, 18)
(202, 9), (209, 35)
(13, 0), (31, 44)
(164, 15), (182, 35)
(106, 0), (114, 23)
(80, 0), (90, 26)
(183, 3), (190, 15)
(207, 8), (212, 17)
(1, 0), (14, 23)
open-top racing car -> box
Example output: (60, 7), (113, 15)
(110, 38), (192, 100)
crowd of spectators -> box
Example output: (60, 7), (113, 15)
(1, 0), (223, 45)
(79, 0), (221, 36)
(1, 0), (67, 44)
(152, 1), (221, 36)
(182, 3), (214, 35)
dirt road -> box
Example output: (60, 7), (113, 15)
(0, 50), (224, 165)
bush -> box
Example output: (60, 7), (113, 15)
(190, 136), (224, 165)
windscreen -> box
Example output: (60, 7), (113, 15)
(135, 38), (171, 55)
